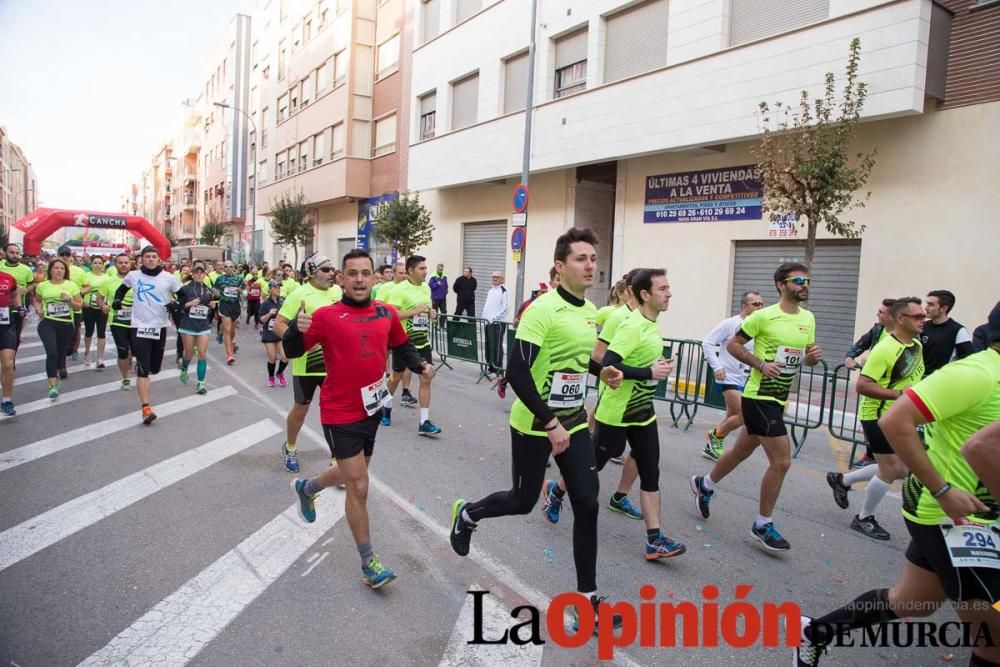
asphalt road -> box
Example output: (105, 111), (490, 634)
(0, 315), (973, 666)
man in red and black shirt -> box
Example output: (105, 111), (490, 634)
(284, 248), (434, 589)
(0, 268), (22, 416)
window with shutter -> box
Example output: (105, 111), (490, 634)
(451, 73), (479, 130)
(729, 0), (828, 46)
(331, 123), (345, 158)
(377, 34), (400, 78)
(554, 29), (587, 98)
(503, 51), (529, 113)
(456, 0), (481, 23)
(604, 0), (669, 84)
(419, 92), (437, 140)
(422, 0), (440, 43)
(373, 114), (397, 156)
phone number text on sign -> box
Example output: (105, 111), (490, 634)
(644, 165), (763, 224)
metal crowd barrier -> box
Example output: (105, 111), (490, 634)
(827, 364), (867, 465)
(431, 314), (508, 384)
(784, 360), (829, 457)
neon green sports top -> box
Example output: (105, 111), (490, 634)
(739, 304), (816, 405)
(387, 280), (433, 349)
(595, 305), (617, 328)
(509, 288), (597, 436)
(100, 274), (134, 328)
(596, 308), (662, 427)
(278, 282), (342, 376)
(859, 334), (924, 422)
(901, 349), (1000, 526)
(35, 280), (81, 323)
(597, 304), (632, 345)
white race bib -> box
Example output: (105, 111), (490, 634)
(775, 346), (804, 375)
(548, 372), (586, 409)
(362, 375), (390, 415)
(47, 301), (71, 318)
(89, 292), (101, 308)
(940, 521), (1000, 570)
(411, 313), (429, 331)
(116, 308), (132, 321)
(223, 286), (239, 298)
(189, 305), (209, 319)
(136, 327), (161, 340)
(0, 307), (9, 325)
(268, 318), (275, 331)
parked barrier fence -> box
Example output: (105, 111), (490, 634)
(430, 315), (865, 460)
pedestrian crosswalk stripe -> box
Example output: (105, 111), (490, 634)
(0, 419), (282, 573)
(0, 386), (238, 473)
(10, 370), (180, 416)
(78, 492), (346, 665)
(440, 584), (544, 666)
(15, 337), (176, 366)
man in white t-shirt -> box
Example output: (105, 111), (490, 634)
(481, 272), (510, 376)
(112, 246), (182, 424)
(701, 291), (764, 460)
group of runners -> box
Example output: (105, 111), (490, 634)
(3, 233), (997, 665)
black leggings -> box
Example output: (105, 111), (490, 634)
(246, 300), (260, 324)
(38, 318), (73, 379)
(111, 326), (132, 360)
(67, 311), (82, 355)
(465, 427), (599, 592)
(593, 420), (661, 492)
(83, 308), (107, 339)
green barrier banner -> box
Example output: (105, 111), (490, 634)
(446, 318), (479, 362)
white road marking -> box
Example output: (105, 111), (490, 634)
(0, 420), (281, 572)
(16, 337), (176, 365)
(0, 386), (237, 472)
(10, 370), (180, 416)
(77, 492), (345, 665)
(300, 552), (328, 577)
(439, 584), (544, 666)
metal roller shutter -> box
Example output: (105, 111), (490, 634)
(503, 51), (529, 114)
(730, 240), (861, 362)
(337, 236), (355, 264)
(456, 0), (481, 23)
(555, 28), (588, 69)
(729, 0), (829, 46)
(462, 221), (507, 316)
(604, 0), (669, 84)
(451, 73), (479, 130)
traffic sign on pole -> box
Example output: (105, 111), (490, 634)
(510, 227), (526, 252)
(513, 184), (529, 213)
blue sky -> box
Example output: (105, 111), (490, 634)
(0, 0), (255, 213)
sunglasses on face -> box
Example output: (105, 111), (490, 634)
(316, 266), (335, 273)
(782, 277), (811, 286)
(899, 313), (925, 320)
(748, 301), (764, 307)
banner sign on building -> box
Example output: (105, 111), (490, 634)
(643, 165), (762, 223)
(356, 192), (399, 250)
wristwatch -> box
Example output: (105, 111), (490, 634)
(931, 483), (952, 499)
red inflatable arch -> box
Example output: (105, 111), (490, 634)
(11, 208), (171, 259)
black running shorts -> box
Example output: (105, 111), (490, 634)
(218, 301), (241, 320)
(860, 419), (895, 456)
(292, 374), (324, 405)
(741, 396), (787, 438)
(322, 414), (380, 460)
(904, 518), (1000, 602)
(392, 346), (431, 373)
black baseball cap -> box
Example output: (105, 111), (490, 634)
(58, 245), (72, 256)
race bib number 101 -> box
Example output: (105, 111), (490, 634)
(775, 346), (804, 375)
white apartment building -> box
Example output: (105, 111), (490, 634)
(0, 126), (38, 240)
(388, 0), (998, 359)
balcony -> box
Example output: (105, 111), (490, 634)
(408, 0), (932, 191)
(183, 194), (196, 209)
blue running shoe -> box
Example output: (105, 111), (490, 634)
(418, 420), (442, 436)
(282, 443), (300, 473)
(608, 494), (643, 520)
(0, 400), (15, 417)
(290, 478), (316, 523)
(542, 479), (564, 524)
(380, 407), (391, 427)
(690, 476), (714, 519)
(645, 534), (687, 560)
(751, 521), (791, 552)
(361, 555), (397, 589)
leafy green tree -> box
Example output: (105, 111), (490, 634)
(199, 209), (226, 246)
(372, 192), (434, 258)
(268, 190), (314, 268)
(752, 37), (876, 268)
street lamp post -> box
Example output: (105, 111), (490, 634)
(214, 101), (258, 264)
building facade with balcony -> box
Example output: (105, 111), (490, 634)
(403, 0), (999, 359)
(0, 126), (39, 242)
(252, 0), (411, 269)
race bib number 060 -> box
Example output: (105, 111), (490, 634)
(548, 372), (585, 409)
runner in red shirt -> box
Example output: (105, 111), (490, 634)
(245, 267), (263, 329)
(0, 269), (23, 416)
(285, 248), (434, 589)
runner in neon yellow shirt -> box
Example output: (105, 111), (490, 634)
(691, 261), (822, 553)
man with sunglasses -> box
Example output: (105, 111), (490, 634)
(273, 253), (343, 472)
(825, 297), (925, 540)
(701, 291), (765, 461)
(691, 262), (822, 551)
